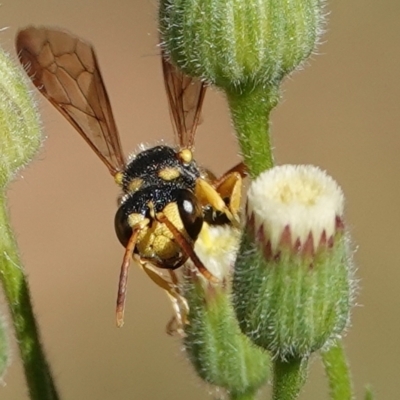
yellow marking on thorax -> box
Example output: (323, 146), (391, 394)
(127, 178), (143, 193)
(158, 167), (181, 181)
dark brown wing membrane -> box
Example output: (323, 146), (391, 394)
(16, 26), (125, 175)
(162, 55), (206, 149)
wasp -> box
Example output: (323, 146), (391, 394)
(16, 26), (245, 330)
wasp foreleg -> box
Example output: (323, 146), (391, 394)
(156, 212), (218, 283)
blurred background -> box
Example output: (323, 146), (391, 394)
(1, 0), (399, 399)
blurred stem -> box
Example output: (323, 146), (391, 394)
(0, 311), (9, 377)
(272, 357), (307, 400)
(364, 386), (375, 400)
(321, 340), (353, 400)
(230, 391), (257, 400)
(226, 85), (279, 178)
(0, 191), (59, 400)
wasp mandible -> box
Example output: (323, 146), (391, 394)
(16, 26), (245, 329)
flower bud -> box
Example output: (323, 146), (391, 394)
(233, 165), (354, 359)
(159, 0), (324, 90)
(0, 48), (41, 186)
(183, 224), (270, 397)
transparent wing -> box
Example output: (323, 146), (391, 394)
(162, 55), (206, 149)
(16, 26), (125, 175)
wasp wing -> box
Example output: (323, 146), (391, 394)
(162, 55), (206, 149)
(16, 26), (125, 175)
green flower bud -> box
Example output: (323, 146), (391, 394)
(183, 225), (270, 398)
(233, 165), (354, 359)
(159, 0), (324, 90)
(0, 48), (41, 186)
(0, 49), (58, 398)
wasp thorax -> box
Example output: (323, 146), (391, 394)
(121, 145), (200, 195)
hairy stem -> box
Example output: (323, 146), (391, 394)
(0, 192), (59, 400)
(226, 85), (279, 178)
(321, 340), (354, 400)
(272, 357), (307, 400)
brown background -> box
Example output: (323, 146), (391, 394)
(1, 0), (399, 399)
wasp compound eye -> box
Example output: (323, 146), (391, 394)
(176, 189), (203, 241)
(115, 205), (133, 248)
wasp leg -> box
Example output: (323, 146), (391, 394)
(195, 178), (234, 221)
(156, 212), (218, 283)
(166, 269), (190, 336)
(214, 172), (243, 216)
(166, 311), (188, 336)
(167, 269), (189, 335)
(140, 263), (188, 335)
(116, 225), (142, 327)
(214, 161), (248, 186)
(165, 291), (189, 336)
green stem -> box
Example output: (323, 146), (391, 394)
(0, 192), (59, 400)
(226, 85), (279, 178)
(272, 357), (307, 400)
(321, 340), (353, 400)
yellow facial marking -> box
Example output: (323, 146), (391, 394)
(162, 202), (185, 233)
(127, 178), (143, 193)
(127, 213), (146, 228)
(158, 167), (181, 181)
(136, 220), (180, 260)
(135, 202), (186, 261)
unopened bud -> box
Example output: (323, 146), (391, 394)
(0, 48), (41, 186)
(233, 165), (355, 359)
(159, 0), (324, 91)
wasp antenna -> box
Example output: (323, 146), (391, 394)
(156, 213), (218, 283)
(116, 226), (141, 328)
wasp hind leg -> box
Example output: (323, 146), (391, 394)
(195, 178), (235, 221)
(196, 172), (243, 224)
(214, 171), (243, 217)
(214, 161), (247, 185)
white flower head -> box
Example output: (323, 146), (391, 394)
(247, 165), (344, 255)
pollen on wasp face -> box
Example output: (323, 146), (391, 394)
(233, 165), (355, 359)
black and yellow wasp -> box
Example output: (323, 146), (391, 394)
(16, 26), (245, 330)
